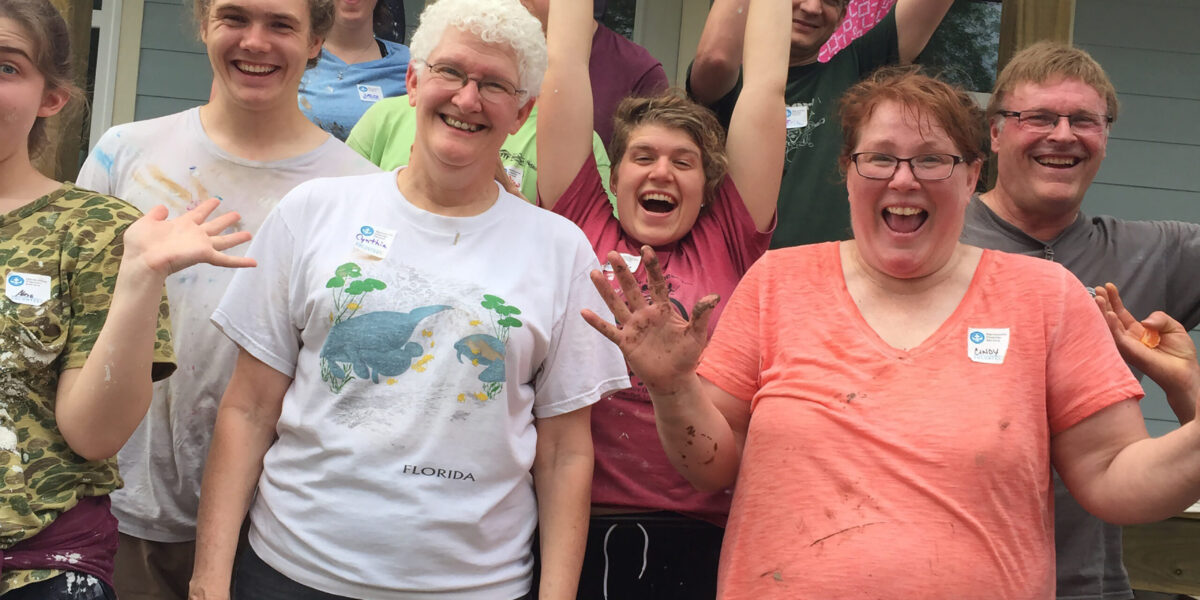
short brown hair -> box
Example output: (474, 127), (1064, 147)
(838, 65), (986, 173)
(609, 90), (728, 204)
(0, 0), (83, 156)
(193, 0), (335, 68)
(987, 41), (1119, 123)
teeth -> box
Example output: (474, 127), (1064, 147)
(443, 116), (482, 132)
(236, 62), (276, 74)
(1036, 156), (1077, 166)
(640, 193), (675, 204)
(885, 206), (923, 216)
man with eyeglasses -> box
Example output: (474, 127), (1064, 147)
(961, 41), (1200, 600)
(190, 0), (629, 597)
(688, 0), (955, 248)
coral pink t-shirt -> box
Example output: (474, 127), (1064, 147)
(698, 242), (1143, 599)
(550, 156), (771, 523)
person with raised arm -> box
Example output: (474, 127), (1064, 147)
(536, 0), (785, 595)
(1, 3), (253, 597)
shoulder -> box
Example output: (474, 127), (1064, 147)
(1090, 213), (1200, 247)
(982, 249), (1085, 300)
(379, 38), (410, 60)
(50, 184), (144, 257)
(316, 137), (384, 175)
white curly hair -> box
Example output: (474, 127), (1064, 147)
(409, 0), (548, 100)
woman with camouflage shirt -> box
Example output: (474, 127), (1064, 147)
(0, 2), (255, 597)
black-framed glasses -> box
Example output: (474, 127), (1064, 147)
(850, 152), (964, 181)
(420, 61), (525, 103)
(997, 110), (1112, 135)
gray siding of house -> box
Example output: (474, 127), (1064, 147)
(1074, 0), (1200, 437)
(134, 0), (210, 122)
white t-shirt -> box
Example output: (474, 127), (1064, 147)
(75, 107), (379, 542)
(211, 171), (629, 599)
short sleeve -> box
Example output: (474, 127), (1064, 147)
(532, 249), (629, 418)
(346, 101), (383, 164)
(1045, 267), (1144, 434)
(633, 63), (670, 98)
(64, 226), (176, 380)
(75, 132), (119, 195)
(1162, 220), (1200, 329)
(697, 255), (767, 402)
(211, 202), (302, 377)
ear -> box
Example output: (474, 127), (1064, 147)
(963, 158), (983, 195)
(406, 62), (420, 105)
(37, 86), (70, 119)
(989, 116), (1003, 150)
(308, 35), (324, 61)
(510, 97), (536, 135)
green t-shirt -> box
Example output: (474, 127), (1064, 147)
(0, 184), (174, 564)
(694, 9), (899, 248)
(347, 97), (617, 208)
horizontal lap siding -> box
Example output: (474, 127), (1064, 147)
(135, 0), (211, 121)
(1075, 0), (1200, 436)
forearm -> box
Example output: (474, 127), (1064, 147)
(1074, 420), (1200, 524)
(190, 396), (279, 595)
(56, 261), (167, 461)
(537, 0), (596, 208)
(1163, 369), (1200, 425)
(690, 0), (750, 104)
(533, 430), (593, 600)
(650, 373), (742, 491)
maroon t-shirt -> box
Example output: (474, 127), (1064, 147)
(550, 156), (771, 524)
(589, 24), (670, 147)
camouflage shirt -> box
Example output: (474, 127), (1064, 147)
(0, 184), (174, 581)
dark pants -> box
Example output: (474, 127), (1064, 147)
(1, 573), (116, 600)
(235, 547), (534, 600)
(575, 512), (722, 600)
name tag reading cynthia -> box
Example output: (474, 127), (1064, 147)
(354, 225), (396, 259)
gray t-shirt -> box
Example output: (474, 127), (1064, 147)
(961, 195), (1200, 600)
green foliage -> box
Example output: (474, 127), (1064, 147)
(917, 0), (1002, 92)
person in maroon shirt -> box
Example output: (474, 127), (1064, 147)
(535, 0), (788, 596)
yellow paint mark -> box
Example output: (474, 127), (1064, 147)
(471, 358), (479, 366)
(412, 355), (433, 373)
(474, 392), (488, 401)
(347, 302), (360, 310)
(386, 378), (397, 385)
(469, 320), (481, 326)
(328, 312), (335, 323)
(457, 393), (467, 403)
(422, 329), (432, 337)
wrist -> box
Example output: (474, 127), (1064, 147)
(115, 256), (169, 294)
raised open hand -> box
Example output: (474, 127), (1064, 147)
(123, 198), (257, 278)
(581, 246), (719, 396)
(1095, 282), (1199, 420)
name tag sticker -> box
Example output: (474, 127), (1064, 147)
(602, 252), (642, 280)
(354, 225), (396, 259)
(504, 166), (524, 190)
(358, 84), (384, 103)
(967, 327), (1010, 364)
(6, 272), (51, 306)
(785, 103), (808, 129)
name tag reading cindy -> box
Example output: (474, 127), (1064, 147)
(354, 225), (396, 259)
(967, 328), (1010, 365)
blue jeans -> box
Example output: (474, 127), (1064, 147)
(1, 573), (115, 600)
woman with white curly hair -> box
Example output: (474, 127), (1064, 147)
(188, 0), (628, 598)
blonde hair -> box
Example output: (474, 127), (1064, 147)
(988, 41), (1119, 123)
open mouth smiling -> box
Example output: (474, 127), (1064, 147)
(639, 192), (677, 214)
(1034, 155), (1081, 168)
(234, 61), (278, 76)
(441, 114), (484, 133)
(882, 205), (928, 234)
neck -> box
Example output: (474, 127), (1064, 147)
(397, 148), (500, 217)
(199, 94), (328, 162)
(324, 18), (379, 63)
(0, 148), (62, 214)
(979, 186), (1077, 243)
(843, 239), (972, 298)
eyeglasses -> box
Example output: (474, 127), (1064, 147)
(849, 152), (964, 181)
(420, 61), (525, 103)
(997, 110), (1112, 135)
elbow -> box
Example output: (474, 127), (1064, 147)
(689, 51), (740, 102)
(62, 431), (124, 463)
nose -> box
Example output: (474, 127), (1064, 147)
(239, 22), (271, 53)
(1046, 114), (1076, 141)
(887, 159), (920, 191)
(451, 79), (484, 113)
(648, 157), (674, 180)
(795, 0), (822, 15)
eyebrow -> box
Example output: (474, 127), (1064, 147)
(628, 142), (701, 158)
(0, 45), (33, 62)
(211, 3), (301, 23)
